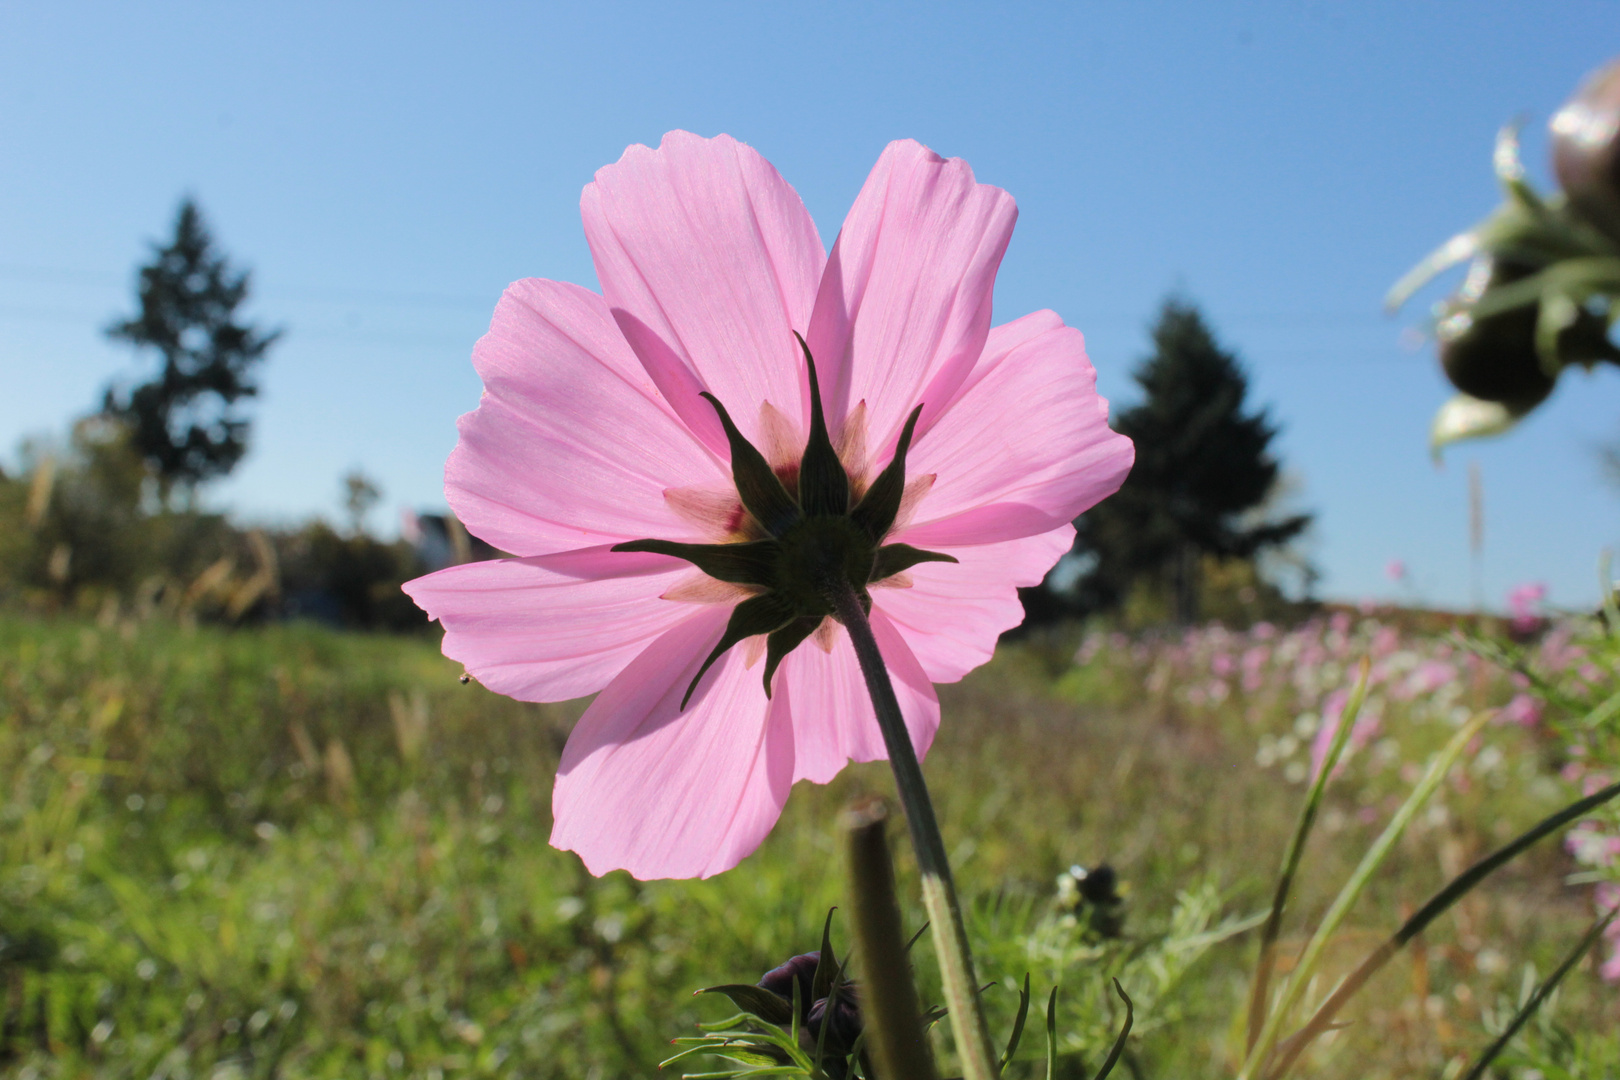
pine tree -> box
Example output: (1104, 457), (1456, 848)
(103, 199), (280, 498)
(1073, 297), (1310, 624)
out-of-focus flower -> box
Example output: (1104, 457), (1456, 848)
(404, 132), (1133, 879)
(1500, 692), (1541, 728)
(1309, 688), (1382, 781)
(1596, 883), (1620, 983)
(1507, 581), (1547, 634)
(1385, 559), (1407, 583)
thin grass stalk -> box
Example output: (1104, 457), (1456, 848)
(1246, 659), (1370, 1054)
(828, 579), (999, 1080)
(1459, 901), (1620, 1080)
(1600, 550), (1619, 638)
(1266, 778), (1620, 1080)
(1239, 709), (1491, 1080)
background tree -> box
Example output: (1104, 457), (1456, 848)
(1070, 296), (1311, 624)
(103, 198), (280, 500)
(341, 469), (382, 537)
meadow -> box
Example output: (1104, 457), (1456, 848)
(1, 608), (1616, 1079)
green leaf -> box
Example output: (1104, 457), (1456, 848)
(763, 617), (822, 699)
(613, 538), (780, 588)
(684, 593), (797, 709)
(697, 985), (796, 1026)
(871, 543), (957, 583)
(794, 332), (850, 519)
(998, 974), (1032, 1072)
(850, 405), (923, 543)
(702, 391), (802, 538)
(1092, 980), (1134, 1080)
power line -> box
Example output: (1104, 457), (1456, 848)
(0, 264), (497, 310)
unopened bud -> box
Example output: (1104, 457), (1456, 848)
(1551, 56), (1620, 239)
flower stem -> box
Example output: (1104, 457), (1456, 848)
(827, 580), (999, 1080)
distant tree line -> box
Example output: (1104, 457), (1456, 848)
(0, 199), (483, 630)
(1026, 297), (1314, 628)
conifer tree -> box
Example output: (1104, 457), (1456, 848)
(103, 199), (280, 498)
(1073, 297), (1310, 623)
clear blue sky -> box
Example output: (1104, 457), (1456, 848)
(2, 2), (1618, 610)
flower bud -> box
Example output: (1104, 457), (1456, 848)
(808, 993), (864, 1061)
(1436, 259), (1554, 412)
(757, 951), (864, 1068)
(1551, 56), (1620, 239)
(758, 952), (820, 1009)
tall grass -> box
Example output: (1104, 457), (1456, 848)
(0, 613), (1608, 1078)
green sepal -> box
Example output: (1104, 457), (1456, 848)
(1092, 980), (1134, 1080)
(762, 616), (822, 698)
(850, 404), (924, 542)
(871, 542), (957, 583)
(694, 984), (795, 1026)
(793, 332), (850, 518)
(702, 391), (802, 538)
(684, 592), (796, 708)
(999, 973), (1032, 1072)
(612, 537), (780, 588)
(810, 908), (839, 1003)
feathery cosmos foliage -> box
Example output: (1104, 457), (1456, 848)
(405, 132), (1134, 879)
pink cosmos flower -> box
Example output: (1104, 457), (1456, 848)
(403, 132), (1134, 880)
(1506, 580), (1547, 634)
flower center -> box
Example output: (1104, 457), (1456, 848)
(613, 333), (955, 707)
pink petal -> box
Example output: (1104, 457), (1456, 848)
(550, 604), (797, 879)
(448, 278), (725, 556)
(898, 311), (1134, 548)
(582, 131), (826, 452)
(874, 528), (1075, 683)
(403, 545), (693, 702)
(776, 611), (941, 785)
(806, 140), (1017, 450)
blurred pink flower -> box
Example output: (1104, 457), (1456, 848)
(1500, 692), (1541, 728)
(404, 133), (1133, 879)
(1385, 559), (1407, 583)
(1309, 688), (1382, 780)
(1507, 581), (1547, 634)
(1597, 883), (1620, 983)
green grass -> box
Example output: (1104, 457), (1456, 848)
(0, 614), (1610, 1078)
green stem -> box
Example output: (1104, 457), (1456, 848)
(828, 580), (999, 1080)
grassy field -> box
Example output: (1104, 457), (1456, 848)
(0, 611), (1614, 1079)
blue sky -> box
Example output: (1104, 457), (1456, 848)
(2, 2), (1617, 610)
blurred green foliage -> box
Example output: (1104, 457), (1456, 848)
(0, 421), (427, 631)
(0, 611), (1611, 1078)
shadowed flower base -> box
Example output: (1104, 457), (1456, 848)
(613, 334), (955, 707)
